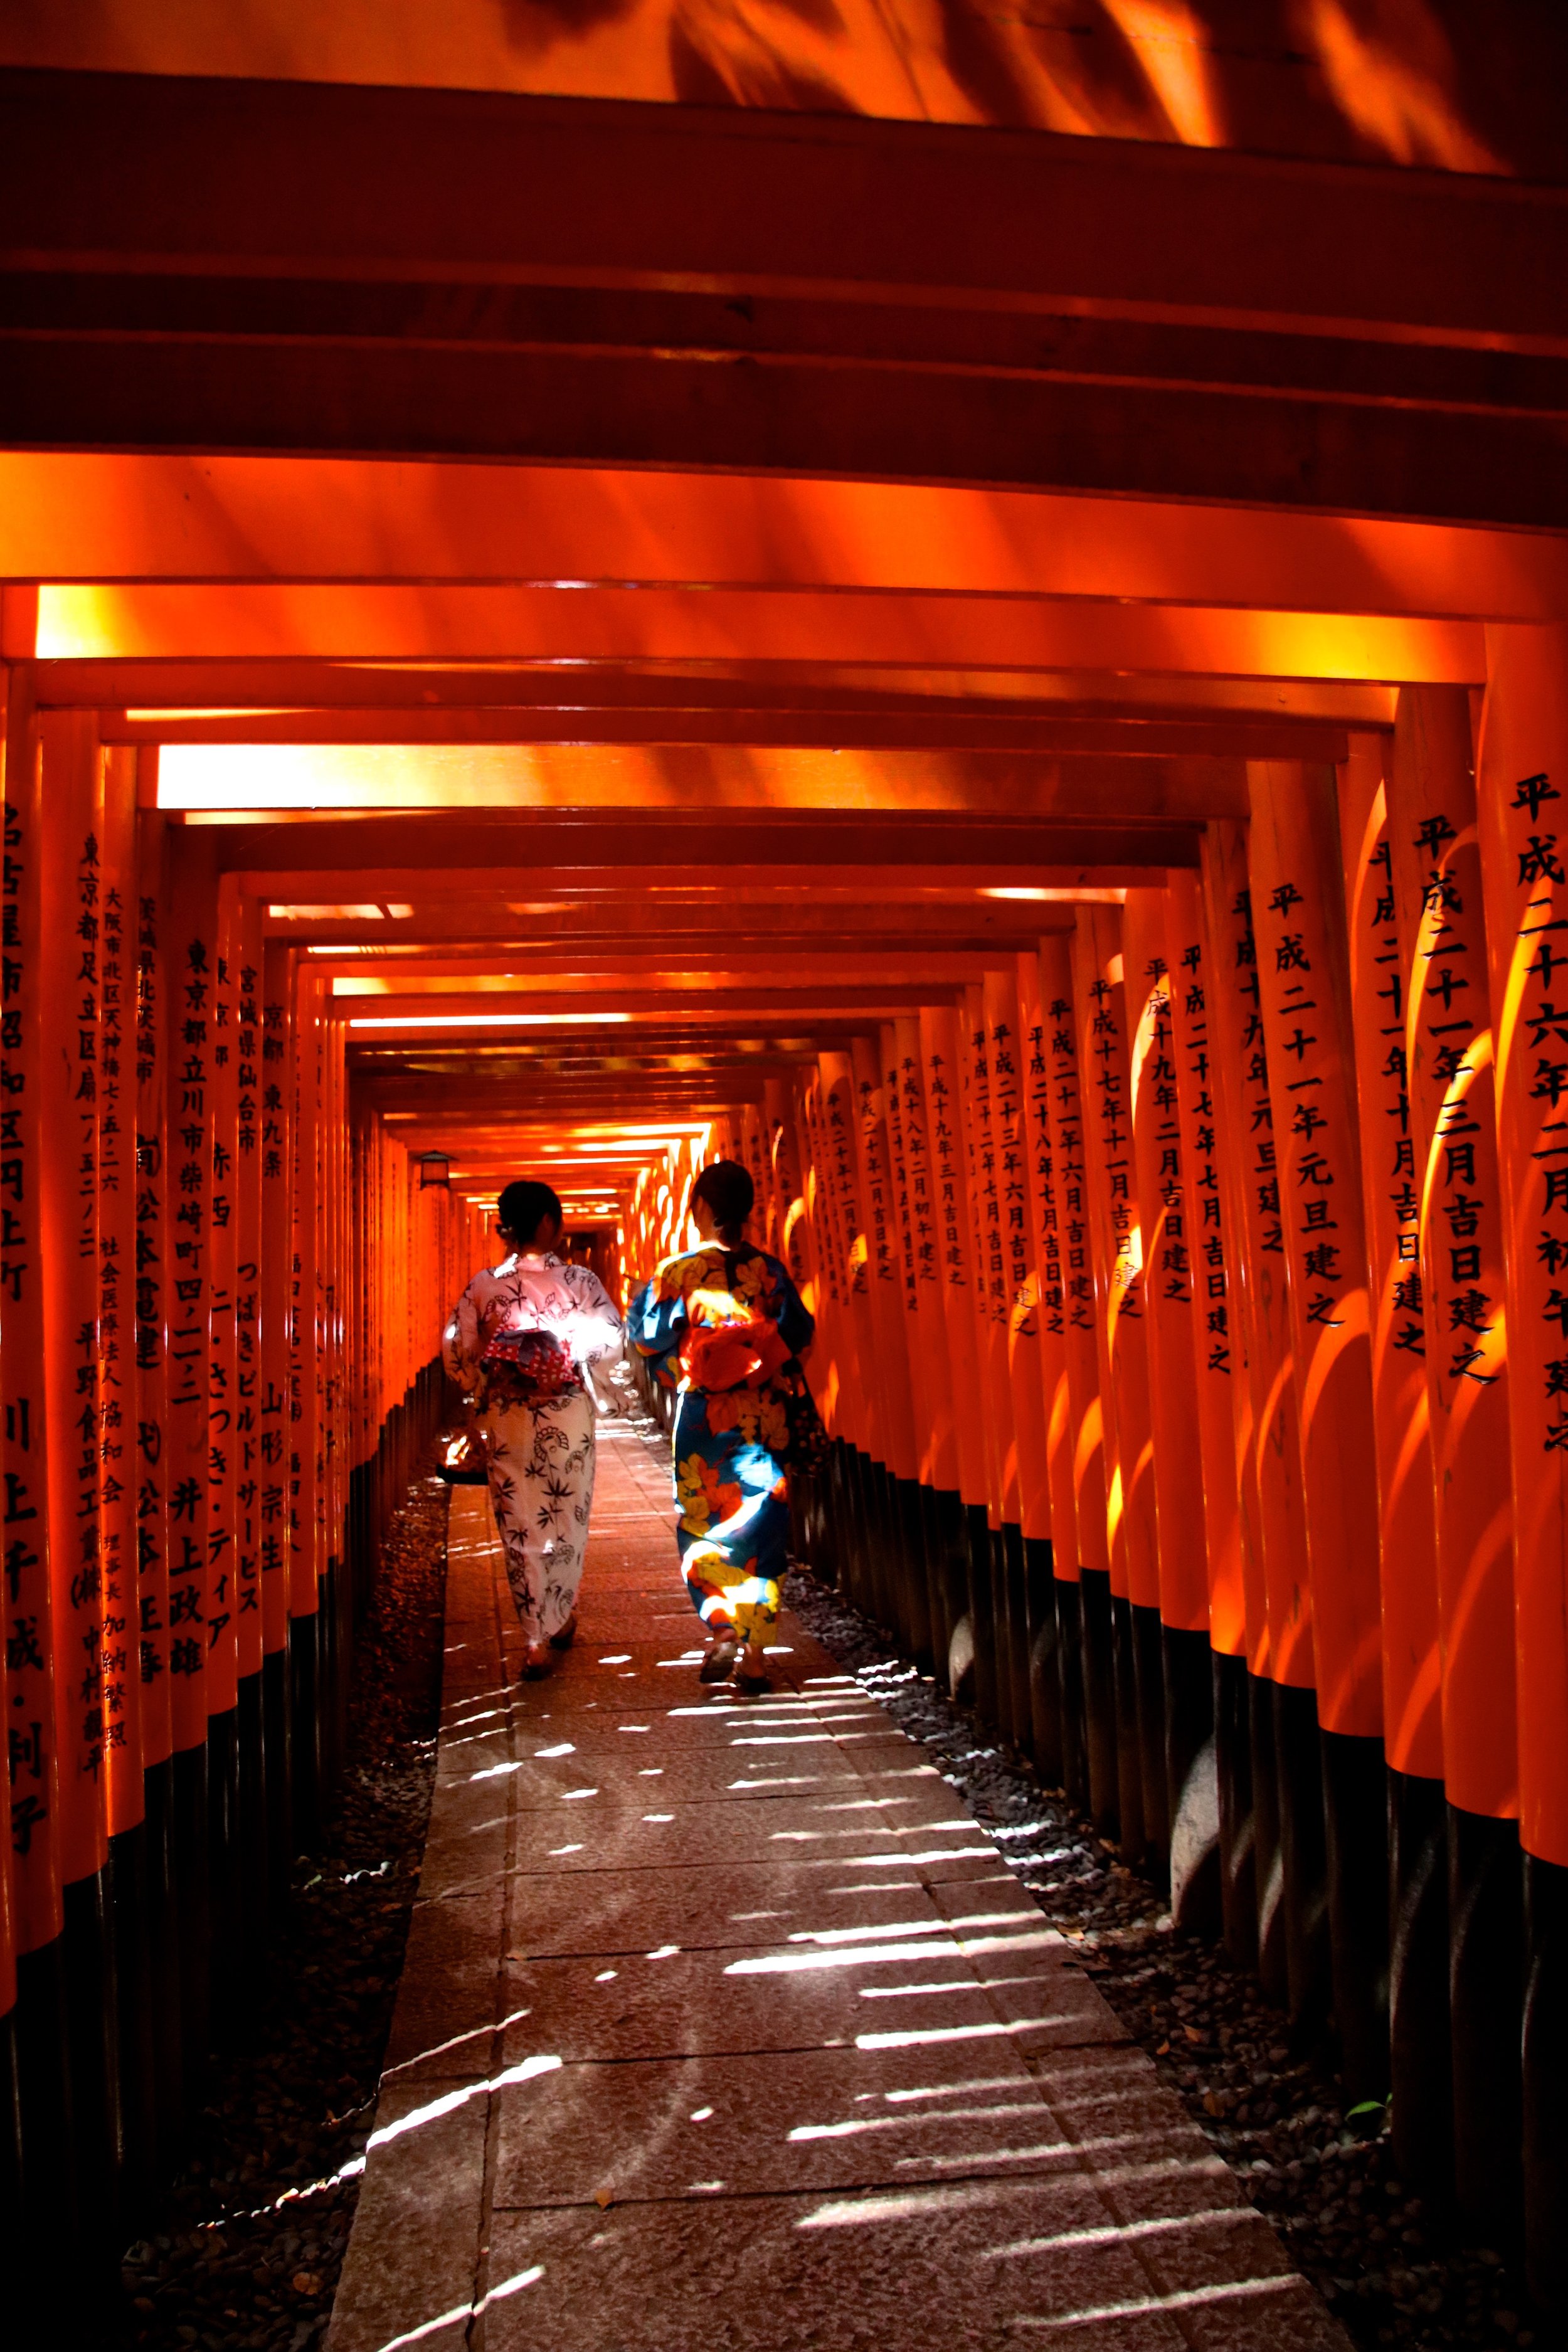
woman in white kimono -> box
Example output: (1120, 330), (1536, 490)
(443, 1179), (623, 1678)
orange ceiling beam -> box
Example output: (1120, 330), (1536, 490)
(0, 458), (1559, 624)
(39, 586), (1488, 681)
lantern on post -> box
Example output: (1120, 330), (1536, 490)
(416, 1150), (451, 1190)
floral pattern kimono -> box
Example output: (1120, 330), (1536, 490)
(630, 1244), (814, 1645)
(443, 1253), (622, 1643)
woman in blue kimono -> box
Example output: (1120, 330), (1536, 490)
(631, 1160), (814, 1693)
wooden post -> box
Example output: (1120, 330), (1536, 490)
(1473, 623), (1568, 2298)
(1248, 758), (1388, 2090)
(1072, 904), (1162, 1867)
(1123, 885), (1215, 1926)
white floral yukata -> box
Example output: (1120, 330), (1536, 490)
(442, 1253), (623, 1642)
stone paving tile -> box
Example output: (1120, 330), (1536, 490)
(322, 2080), (489, 2352)
(489, 2040), (1116, 2206)
(479, 2187), (1194, 2352)
(501, 1856), (958, 1958)
(380, 1883), (507, 2083)
(495, 1939), (998, 2064)
(501, 1783), (991, 1872)
(330, 1426), (1350, 2352)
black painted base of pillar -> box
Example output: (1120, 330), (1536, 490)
(1079, 1567), (1118, 1839)
(263, 1645), (293, 1909)
(1210, 1653), (1256, 1970)
(290, 1611), (322, 1857)
(207, 1705), (242, 2047)
(1449, 1803), (1523, 2244)
(1110, 1592), (1145, 1867)
(1249, 1671), (1287, 2004)
(965, 1505), (998, 1728)
(1002, 1521), (1030, 1757)
(985, 1522), (1011, 1744)
(896, 1476), (935, 1675)
(108, 1816), (158, 2230)
(1524, 1848), (1568, 2307)
(1387, 1766), (1452, 2204)
(237, 1669), (270, 1996)
(925, 1487), (968, 1695)
(1131, 1601), (1168, 1890)
(171, 1736), (211, 2097)
(1163, 1626), (1219, 1937)
(13, 1932), (75, 2261)
(142, 1754), (186, 2173)
(1055, 1577), (1088, 1812)
(1273, 1681), (1331, 2047)
(0, 1998), (22, 2280)
(1320, 1728), (1389, 2106)
(60, 1868), (120, 2248)
(1024, 1535), (1062, 1789)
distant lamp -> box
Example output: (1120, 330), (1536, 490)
(416, 1150), (452, 1190)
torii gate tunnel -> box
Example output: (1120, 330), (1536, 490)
(4, 8), (1568, 2326)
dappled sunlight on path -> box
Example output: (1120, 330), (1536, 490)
(326, 1418), (1347, 2351)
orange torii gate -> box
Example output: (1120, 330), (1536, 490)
(7, 34), (1568, 2331)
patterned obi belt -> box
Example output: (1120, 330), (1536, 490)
(477, 1327), (584, 1411)
(678, 1317), (792, 1396)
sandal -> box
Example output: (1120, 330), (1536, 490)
(521, 1641), (554, 1681)
(734, 1645), (771, 1696)
(548, 1613), (578, 1652)
(699, 1633), (740, 1685)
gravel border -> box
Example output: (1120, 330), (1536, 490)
(119, 1459), (450, 2352)
(780, 1564), (1547, 2352)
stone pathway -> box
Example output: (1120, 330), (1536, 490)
(326, 1417), (1350, 2352)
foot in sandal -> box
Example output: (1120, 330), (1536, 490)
(699, 1630), (739, 1684)
(734, 1641), (770, 1695)
(548, 1612), (578, 1651)
(521, 1640), (554, 1680)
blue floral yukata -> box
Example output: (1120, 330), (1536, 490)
(630, 1245), (814, 1645)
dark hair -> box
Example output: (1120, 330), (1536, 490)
(497, 1178), (564, 1246)
(692, 1158), (754, 1246)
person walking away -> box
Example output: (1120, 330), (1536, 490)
(443, 1178), (623, 1678)
(630, 1159), (815, 1692)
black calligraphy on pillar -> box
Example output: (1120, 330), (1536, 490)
(72, 833), (103, 1785)
(1027, 1019), (1064, 1337)
(1512, 773), (1568, 1449)
(992, 1014), (1033, 1335)
(97, 879), (127, 1756)
(1087, 976), (1141, 1317)
(1173, 941), (1232, 1374)
(1144, 959), (1192, 1306)
(1048, 999), (1094, 1334)
(3, 795), (49, 1862)
(135, 893), (167, 1687)
(1266, 879), (1345, 1332)
(884, 1051), (920, 1319)
(168, 936), (209, 1673)
(857, 1077), (897, 1293)
(1366, 837), (1423, 1360)
(968, 1021), (1007, 1330)
(235, 965), (260, 1632)
(1232, 891), (1283, 1265)
(927, 1052), (968, 1296)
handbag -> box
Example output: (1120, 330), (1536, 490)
(438, 1422), (490, 1486)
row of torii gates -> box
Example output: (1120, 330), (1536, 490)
(3, 32), (1568, 2331)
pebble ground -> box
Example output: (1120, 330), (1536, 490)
(117, 1465), (450, 2352)
(779, 1567), (1549, 2352)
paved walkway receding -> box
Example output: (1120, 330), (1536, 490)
(327, 1417), (1351, 2352)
